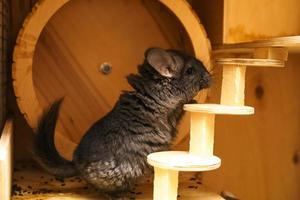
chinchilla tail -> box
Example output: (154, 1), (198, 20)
(32, 98), (77, 178)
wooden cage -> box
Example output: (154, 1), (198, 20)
(0, 0), (299, 199)
(10, 0), (220, 199)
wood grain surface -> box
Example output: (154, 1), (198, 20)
(13, 0), (211, 159)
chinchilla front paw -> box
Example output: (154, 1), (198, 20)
(188, 99), (198, 104)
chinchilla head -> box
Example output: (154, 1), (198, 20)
(127, 47), (211, 106)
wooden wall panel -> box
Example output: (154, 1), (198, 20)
(0, 0), (10, 133)
(11, 0), (37, 40)
(9, 0), (38, 161)
(189, 0), (224, 45)
(195, 0), (300, 44)
(191, 1), (300, 199)
(223, 0), (300, 43)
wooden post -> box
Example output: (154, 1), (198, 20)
(253, 47), (288, 60)
(153, 167), (179, 200)
(190, 112), (215, 157)
(0, 120), (13, 200)
(221, 65), (246, 106)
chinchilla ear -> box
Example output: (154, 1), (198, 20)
(145, 48), (175, 77)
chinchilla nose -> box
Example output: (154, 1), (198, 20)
(202, 72), (211, 87)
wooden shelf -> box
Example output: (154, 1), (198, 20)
(215, 58), (284, 67)
(213, 36), (300, 53)
(184, 104), (254, 115)
(12, 162), (224, 200)
(147, 151), (221, 171)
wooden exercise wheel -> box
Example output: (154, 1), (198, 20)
(13, 0), (211, 160)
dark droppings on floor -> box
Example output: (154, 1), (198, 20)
(11, 162), (144, 199)
(12, 163), (219, 200)
(12, 183), (54, 196)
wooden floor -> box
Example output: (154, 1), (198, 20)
(11, 163), (224, 200)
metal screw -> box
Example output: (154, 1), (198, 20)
(100, 63), (112, 75)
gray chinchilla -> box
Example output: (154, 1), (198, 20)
(33, 48), (211, 199)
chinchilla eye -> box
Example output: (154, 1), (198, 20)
(185, 67), (194, 75)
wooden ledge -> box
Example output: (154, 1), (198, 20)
(215, 58), (284, 67)
(184, 104), (254, 115)
(147, 151), (221, 171)
(213, 35), (300, 53)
